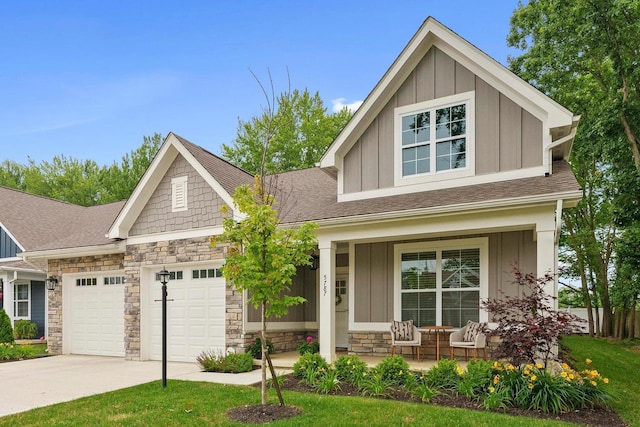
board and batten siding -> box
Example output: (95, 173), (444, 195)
(353, 231), (537, 323)
(0, 227), (20, 258)
(247, 265), (317, 323)
(344, 47), (543, 194)
(130, 154), (229, 236)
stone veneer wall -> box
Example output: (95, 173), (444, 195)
(123, 236), (243, 360)
(244, 330), (318, 354)
(47, 254), (125, 355)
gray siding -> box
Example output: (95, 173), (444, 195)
(31, 281), (45, 337)
(0, 227), (20, 258)
(353, 231), (537, 323)
(247, 265), (317, 323)
(130, 155), (229, 236)
(343, 47), (544, 194)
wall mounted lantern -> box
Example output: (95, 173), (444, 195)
(46, 276), (58, 291)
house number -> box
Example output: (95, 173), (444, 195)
(323, 274), (327, 296)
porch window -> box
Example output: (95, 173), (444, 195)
(13, 283), (29, 318)
(396, 239), (486, 328)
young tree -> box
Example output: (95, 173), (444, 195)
(222, 88), (352, 174)
(214, 177), (317, 405)
(481, 266), (584, 368)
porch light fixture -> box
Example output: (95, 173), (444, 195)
(309, 254), (320, 271)
(46, 276), (58, 291)
(158, 267), (170, 388)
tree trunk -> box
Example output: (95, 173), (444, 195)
(261, 305), (267, 406)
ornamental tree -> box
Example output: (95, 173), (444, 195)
(214, 176), (317, 405)
(481, 266), (585, 368)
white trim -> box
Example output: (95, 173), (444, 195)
(13, 282), (30, 320)
(341, 166), (545, 202)
(171, 176), (188, 212)
(394, 91), (475, 187)
(21, 241), (126, 261)
(351, 322), (392, 332)
(393, 237), (489, 326)
(244, 322), (318, 332)
(126, 226), (225, 245)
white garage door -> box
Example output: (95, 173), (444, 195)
(68, 274), (125, 357)
(149, 267), (226, 362)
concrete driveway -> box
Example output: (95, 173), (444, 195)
(0, 355), (268, 417)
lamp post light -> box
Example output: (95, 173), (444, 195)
(157, 268), (171, 388)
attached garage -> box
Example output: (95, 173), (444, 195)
(65, 273), (126, 357)
(148, 266), (226, 362)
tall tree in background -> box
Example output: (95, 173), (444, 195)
(508, 0), (640, 337)
(222, 88), (352, 174)
(0, 133), (162, 206)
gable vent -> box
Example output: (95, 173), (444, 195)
(171, 176), (188, 212)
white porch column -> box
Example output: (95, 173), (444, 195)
(318, 239), (336, 362)
(536, 229), (557, 309)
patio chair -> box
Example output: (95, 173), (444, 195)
(449, 320), (487, 361)
(390, 320), (422, 362)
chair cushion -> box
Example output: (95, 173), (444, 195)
(463, 320), (482, 342)
(391, 320), (414, 341)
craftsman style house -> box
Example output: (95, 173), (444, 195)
(21, 17), (581, 363)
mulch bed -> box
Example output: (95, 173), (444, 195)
(227, 374), (626, 426)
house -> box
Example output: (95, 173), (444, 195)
(0, 187), (117, 337)
(21, 17), (581, 363)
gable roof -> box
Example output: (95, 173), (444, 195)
(0, 186), (125, 254)
(319, 16), (578, 170)
(107, 132), (253, 239)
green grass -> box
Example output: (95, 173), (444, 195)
(0, 380), (575, 427)
(21, 343), (48, 356)
(562, 335), (640, 426)
(1, 336), (635, 426)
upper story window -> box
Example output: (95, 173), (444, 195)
(395, 91), (474, 186)
(171, 176), (188, 212)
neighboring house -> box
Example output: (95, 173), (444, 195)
(21, 17), (581, 363)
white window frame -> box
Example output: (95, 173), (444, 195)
(13, 282), (30, 319)
(394, 91), (475, 187)
(394, 237), (488, 328)
(171, 176), (188, 212)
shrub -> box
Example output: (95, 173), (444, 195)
(410, 373), (440, 403)
(315, 368), (341, 394)
(457, 359), (494, 399)
(374, 355), (411, 386)
(296, 335), (320, 355)
(0, 310), (14, 344)
(359, 369), (392, 398)
(333, 355), (368, 384)
(0, 342), (35, 360)
(423, 358), (461, 390)
(245, 337), (273, 359)
(197, 350), (255, 373)
(293, 352), (329, 378)
(13, 320), (38, 340)
(481, 265), (584, 367)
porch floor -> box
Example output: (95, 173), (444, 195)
(268, 350), (470, 371)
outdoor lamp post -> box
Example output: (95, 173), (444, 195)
(158, 268), (170, 388)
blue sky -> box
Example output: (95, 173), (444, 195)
(0, 1), (521, 166)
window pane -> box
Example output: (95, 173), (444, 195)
(436, 155), (450, 172)
(436, 107), (450, 124)
(451, 104), (465, 121)
(16, 301), (28, 317)
(442, 290), (479, 328)
(402, 115), (414, 132)
(416, 158), (430, 174)
(415, 112), (430, 128)
(16, 284), (28, 300)
(442, 249), (480, 288)
(436, 123), (450, 139)
(451, 120), (465, 136)
(401, 252), (436, 289)
(403, 147), (416, 161)
(402, 130), (415, 145)
(402, 292), (436, 327)
(416, 127), (430, 142)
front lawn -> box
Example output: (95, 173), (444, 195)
(562, 335), (640, 426)
(1, 380), (576, 427)
(0, 342), (48, 361)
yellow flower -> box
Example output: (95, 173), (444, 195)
(526, 364), (533, 370)
(561, 363), (569, 370)
(586, 358), (592, 365)
(603, 378), (609, 384)
(505, 364), (515, 371)
(591, 381), (597, 387)
(347, 360), (351, 365)
(530, 375), (537, 381)
(456, 366), (465, 376)
(535, 363), (543, 369)
(560, 371), (568, 378)
(488, 386), (495, 393)
(523, 369), (530, 375)
(493, 375), (500, 384)
(528, 383), (534, 389)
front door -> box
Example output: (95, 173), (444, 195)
(335, 275), (348, 348)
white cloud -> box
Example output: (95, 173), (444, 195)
(331, 98), (363, 113)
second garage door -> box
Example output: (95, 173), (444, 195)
(149, 267), (226, 362)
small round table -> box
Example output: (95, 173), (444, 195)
(419, 326), (453, 360)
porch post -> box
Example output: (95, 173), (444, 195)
(318, 239), (336, 362)
(536, 229), (557, 309)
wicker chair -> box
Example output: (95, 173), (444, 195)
(449, 321), (487, 361)
(390, 321), (422, 361)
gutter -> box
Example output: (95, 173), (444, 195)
(21, 241), (126, 262)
